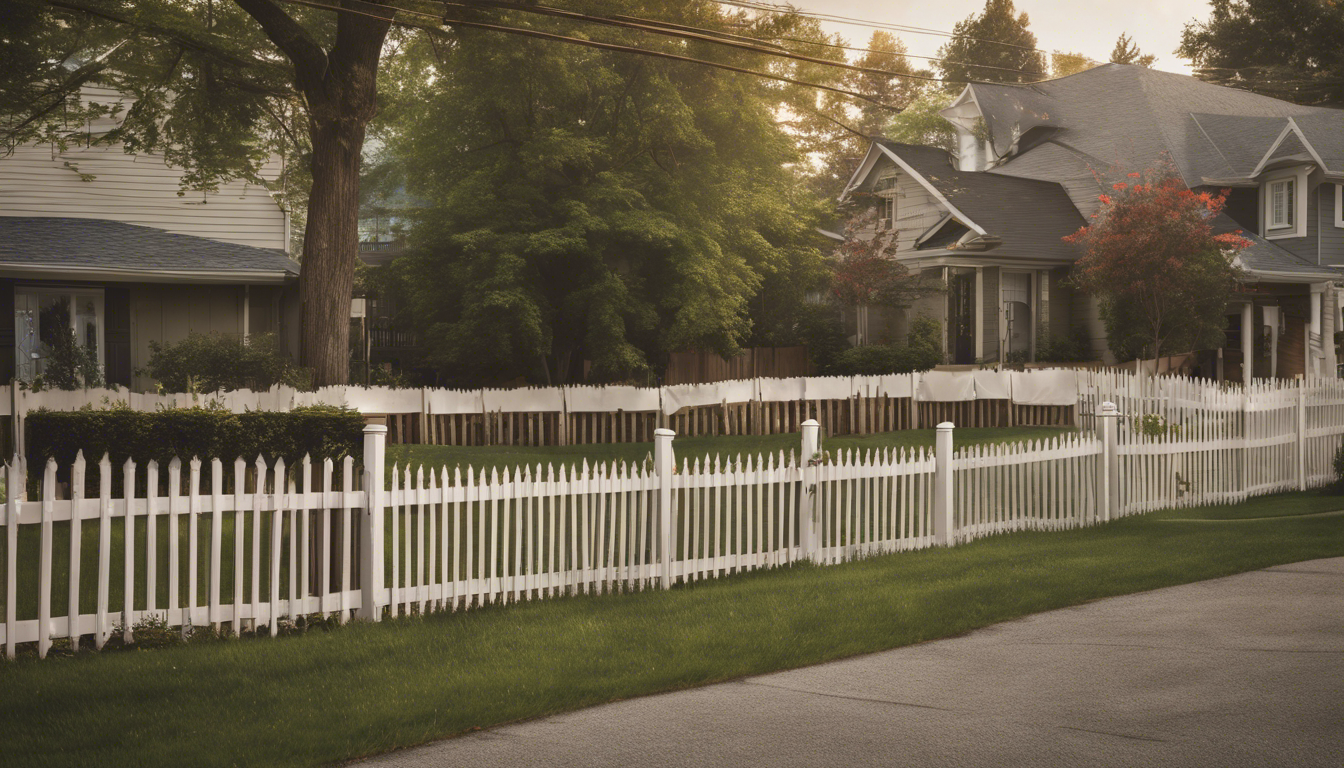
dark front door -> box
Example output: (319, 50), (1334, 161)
(949, 271), (976, 364)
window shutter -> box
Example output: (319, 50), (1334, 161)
(104, 286), (131, 387)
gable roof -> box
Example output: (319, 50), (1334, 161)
(0, 217), (299, 283)
(867, 141), (1085, 262)
(967, 64), (1344, 187)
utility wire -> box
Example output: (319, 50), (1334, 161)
(436, 0), (1008, 86)
(448, 0), (1053, 79)
(716, 0), (1091, 60)
(273, 0), (913, 108)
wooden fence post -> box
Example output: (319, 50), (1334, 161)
(799, 419), (821, 561)
(933, 422), (954, 546)
(1097, 401), (1120, 522)
(360, 424), (387, 621)
(654, 428), (675, 589)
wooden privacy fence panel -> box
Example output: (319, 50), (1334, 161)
(8, 376), (1344, 659)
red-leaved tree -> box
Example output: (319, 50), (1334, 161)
(832, 201), (936, 344)
(1065, 164), (1249, 365)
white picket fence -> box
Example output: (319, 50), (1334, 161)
(5, 374), (1344, 659)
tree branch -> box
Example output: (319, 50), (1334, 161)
(231, 0), (329, 92)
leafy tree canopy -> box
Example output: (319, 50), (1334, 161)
(1065, 165), (1248, 364)
(1110, 33), (1156, 67)
(936, 0), (1047, 87)
(376, 2), (834, 387)
(1179, 0), (1344, 106)
(1051, 51), (1092, 78)
(877, 89), (958, 156)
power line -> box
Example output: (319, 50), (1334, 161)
(760, 32), (1052, 78)
(716, 0), (1086, 60)
(273, 0), (913, 108)
(436, 0), (988, 86)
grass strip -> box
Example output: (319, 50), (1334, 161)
(1, 490), (1340, 768)
(385, 426), (1072, 475)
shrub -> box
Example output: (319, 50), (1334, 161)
(1035, 327), (1094, 363)
(829, 319), (943, 375)
(26, 298), (103, 391)
(1332, 442), (1344, 492)
(1132, 413), (1180, 439)
(25, 405), (364, 489)
(138, 332), (311, 393)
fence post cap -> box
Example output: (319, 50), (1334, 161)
(1099, 401), (1119, 415)
(801, 419), (820, 427)
(653, 428), (676, 438)
(362, 424), (388, 434)
(936, 421), (955, 431)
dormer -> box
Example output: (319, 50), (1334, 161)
(940, 88), (990, 172)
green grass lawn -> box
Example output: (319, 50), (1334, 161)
(1, 489), (1341, 768)
(385, 426), (1073, 476)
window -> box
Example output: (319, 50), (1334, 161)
(1268, 178), (1294, 229)
(878, 192), (897, 230)
(14, 288), (104, 383)
(1262, 167), (1308, 239)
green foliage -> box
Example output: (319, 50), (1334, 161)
(828, 317), (942, 375)
(878, 90), (958, 155)
(1034, 327), (1094, 363)
(1133, 413), (1181, 439)
(1110, 33), (1157, 67)
(25, 406), (364, 484)
(138, 333), (311, 393)
(936, 0), (1048, 86)
(28, 299), (103, 391)
(1180, 0), (1344, 105)
(377, 4), (831, 387)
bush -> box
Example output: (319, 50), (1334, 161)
(829, 318), (943, 375)
(138, 332), (311, 393)
(1132, 413), (1180, 440)
(1035, 327), (1094, 363)
(1332, 442), (1344, 492)
(26, 405), (364, 489)
(26, 298), (103, 391)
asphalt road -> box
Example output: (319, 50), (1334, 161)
(359, 558), (1344, 768)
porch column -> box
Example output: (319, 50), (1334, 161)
(974, 267), (983, 360)
(1326, 287), (1339, 378)
(1241, 302), (1254, 389)
(1264, 305), (1279, 379)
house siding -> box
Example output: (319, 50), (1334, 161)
(893, 168), (947, 252)
(129, 284), (269, 391)
(981, 267), (1000, 361)
(1320, 184), (1344, 266)
(0, 144), (287, 251)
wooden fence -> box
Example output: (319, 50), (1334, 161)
(7, 372), (1344, 658)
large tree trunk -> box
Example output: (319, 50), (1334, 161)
(299, 119), (364, 385)
(235, 0), (391, 387)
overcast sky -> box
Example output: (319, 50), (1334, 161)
(804, 0), (1212, 76)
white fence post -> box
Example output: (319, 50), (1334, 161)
(799, 419), (821, 560)
(1297, 379), (1307, 491)
(933, 422), (954, 546)
(654, 428), (675, 589)
(360, 424), (387, 621)
(1097, 401), (1120, 521)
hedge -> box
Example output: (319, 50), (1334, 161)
(25, 406), (365, 483)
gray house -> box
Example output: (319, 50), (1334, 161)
(0, 86), (300, 391)
(841, 64), (1343, 383)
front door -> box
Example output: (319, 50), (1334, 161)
(949, 271), (976, 364)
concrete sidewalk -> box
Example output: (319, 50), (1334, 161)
(359, 559), (1344, 768)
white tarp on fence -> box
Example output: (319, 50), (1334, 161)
(661, 380), (755, 415)
(1010, 370), (1079, 406)
(563, 385), (661, 413)
(972, 370), (1012, 400)
(917, 371), (976, 402)
(482, 387), (565, 414)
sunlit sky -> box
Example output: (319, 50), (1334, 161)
(803, 0), (1212, 76)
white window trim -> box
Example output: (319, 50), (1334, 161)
(1334, 183), (1344, 228)
(1261, 167), (1309, 240)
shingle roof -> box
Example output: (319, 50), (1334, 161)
(0, 217), (299, 278)
(1211, 215), (1338, 279)
(975, 64), (1343, 186)
(874, 141), (1085, 261)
